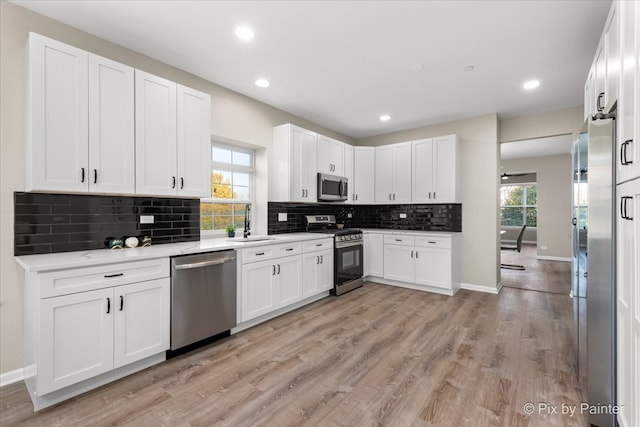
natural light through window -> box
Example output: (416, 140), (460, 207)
(201, 143), (254, 234)
(500, 184), (537, 227)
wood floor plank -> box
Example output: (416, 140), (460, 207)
(1, 278), (587, 427)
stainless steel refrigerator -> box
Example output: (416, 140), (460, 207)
(572, 116), (616, 427)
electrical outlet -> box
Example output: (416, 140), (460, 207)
(347, 213), (352, 218)
(140, 215), (154, 224)
(399, 213), (407, 219)
(541, 245), (548, 250)
(278, 213), (287, 222)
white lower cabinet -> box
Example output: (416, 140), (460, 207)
(302, 249), (334, 297)
(23, 259), (170, 410)
(372, 232), (460, 295)
(241, 259), (280, 320)
(37, 278), (169, 395)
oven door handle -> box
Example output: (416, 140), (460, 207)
(335, 241), (363, 249)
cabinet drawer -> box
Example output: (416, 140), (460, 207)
(303, 239), (333, 253)
(38, 258), (170, 298)
(242, 242), (303, 264)
(415, 236), (451, 249)
(383, 235), (415, 246)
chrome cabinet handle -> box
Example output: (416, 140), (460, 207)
(320, 255), (323, 263)
(272, 265), (276, 275)
(180, 177), (184, 189)
(106, 297), (111, 314)
(416, 251), (419, 259)
(104, 273), (124, 278)
(317, 256), (320, 264)
(81, 168), (85, 183)
(302, 189), (305, 198)
(172, 176), (176, 188)
(119, 295), (124, 311)
(174, 257), (236, 270)
(411, 250), (414, 258)
(621, 196), (633, 220)
(93, 169), (98, 184)
(277, 264), (281, 274)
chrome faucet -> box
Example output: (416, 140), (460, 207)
(243, 204), (251, 238)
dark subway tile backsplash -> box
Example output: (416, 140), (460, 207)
(14, 192), (200, 256)
(268, 202), (461, 234)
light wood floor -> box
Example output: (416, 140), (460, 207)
(1, 283), (585, 426)
(501, 244), (572, 295)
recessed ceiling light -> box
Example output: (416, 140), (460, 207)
(255, 78), (270, 88)
(235, 26), (254, 41)
(410, 64), (424, 72)
(463, 65), (475, 72)
(523, 79), (540, 90)
(380, 115), (391, 122)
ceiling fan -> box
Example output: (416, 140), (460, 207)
(501, 172), (530, 180)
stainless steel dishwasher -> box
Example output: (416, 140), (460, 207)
(170, 250), (237, 351)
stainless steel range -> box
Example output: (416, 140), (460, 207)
(305, 215), (364, 295)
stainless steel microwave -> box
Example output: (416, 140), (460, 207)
(317, 173), (348, 201)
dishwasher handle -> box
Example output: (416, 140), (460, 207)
(174, 256), (236, 270)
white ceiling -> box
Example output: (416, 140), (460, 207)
(13, 0), (611, 139)
(501, 134), (574, 159)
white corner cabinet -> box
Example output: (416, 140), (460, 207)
(23, 258), (170, 410)
(375, 142), (412, 203)
(365, 231), (461, 296)
(26, 33), (211, 198)
(271, 124), (318, 202)
(412, 135), (460, 203)
(238, 238), (332, 324)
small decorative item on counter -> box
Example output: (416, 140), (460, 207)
(226, 224), (236, 238)
(107, 238), (124, 250)
(124, 236), (139, 248)
(141, 236), (152, 247)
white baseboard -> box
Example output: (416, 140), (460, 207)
(537, 255), (571, 262)
(0, 367), (24, 387)
(460, 282), (501, 294)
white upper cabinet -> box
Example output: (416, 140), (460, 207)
(176, 84), (211, 197)
(27, 33), (89, 193)
(375, 142), (412, 204)
(604, 2), (619, 113)
(135, 73), (211, 197)
(317, 134), (345, 176)
(412, 135), (460, 203)
(344, 144), (354, 201)
(135, 70), (177, 196)
(88, 54), (135, 194)
(617, 0), (640, 184)
(353, 146), (375, 204)
(271, 124), (318, 202)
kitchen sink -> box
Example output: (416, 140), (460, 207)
(227, 236), (276, 243)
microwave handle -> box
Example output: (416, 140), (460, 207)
(341, 180), (348, 198)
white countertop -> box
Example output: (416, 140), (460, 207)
(15, 233), (329, 273)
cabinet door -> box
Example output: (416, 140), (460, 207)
(317, 249), (334, 292)
(135, 70), (177, 196)
(383, 245), (414, 283)
(604, 2), (619, 113)
(290, 127), (317, 202)
(354, 147), (375, 204)
(303, 132), (318, 201)
(365, 233), (384, 277)
(344, 144), (354, 202)
(28, 33), (88, 192)
(88, 54), (135, 194)
(585, 65), (596, 119)
(412, 138), (434, 203)
(177, 84), (211, 197)
(415, 247), (451, 289)
(277, 256), (302, 308)
(617, 0), (639, 184)
(330, 139), (345, 176)
(594, 41), (607, 113)
(38, 288), (114, 394)
(302, 252), (321, 297)
(242, 260), (277, 321)
(616, 178), (639, 427)
(114, 278), (169, 368)
(375, 146), (394, 203)
(392, 143), (412, 203)
(317, 134), (332, 174)
(433, 135), (459, 203)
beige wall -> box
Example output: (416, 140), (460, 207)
(499, 105), (584, 143)
(357, 114), (501, 291)
(0, 2), (355, 375)
(501, 154), (573, 259)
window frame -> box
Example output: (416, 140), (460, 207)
(201, 142), (255, 238)
(500, 182), (538, 229)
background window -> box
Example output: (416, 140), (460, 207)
(500, 184), (537, 227)
(201, 143), (254, 234)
